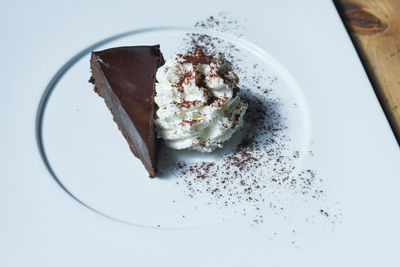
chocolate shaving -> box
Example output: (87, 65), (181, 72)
(173, 70), (194, 93)
(179, 46), (213, 65)
(171, 100), (201, 109)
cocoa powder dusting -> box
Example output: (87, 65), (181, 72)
(179, 46), (213, 65)
(173, 70), (194, 94)
(171, 100), (201, 109)
(157, 13), (341, 236)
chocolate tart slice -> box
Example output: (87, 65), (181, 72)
(89, 45), (164, 177)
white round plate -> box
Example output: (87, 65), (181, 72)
(37, 27), (310, 228)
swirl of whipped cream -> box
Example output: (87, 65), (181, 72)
(154, 48), (247, 152)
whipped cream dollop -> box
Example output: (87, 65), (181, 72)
(154, 47), (247, 152)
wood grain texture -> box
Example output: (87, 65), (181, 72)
(335, 0), (400, 145)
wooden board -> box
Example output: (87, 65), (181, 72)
(335, 0), (400, 145)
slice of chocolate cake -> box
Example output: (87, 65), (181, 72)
(89, 45), (164, 177)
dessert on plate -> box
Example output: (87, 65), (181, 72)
(89, 45), (247, 177)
